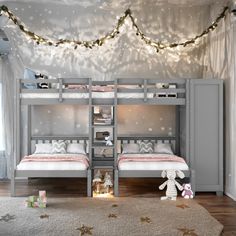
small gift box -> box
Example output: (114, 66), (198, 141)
(38, 190), (47, 208)
(25, 191), (47, 208)
(25, 195), (38, 208)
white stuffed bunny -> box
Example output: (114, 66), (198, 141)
(159, 169), (185, 200)
(105, 136), (113, 146)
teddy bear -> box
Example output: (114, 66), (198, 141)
(159, 169), (185, 200)
(181, 183), (194, 199)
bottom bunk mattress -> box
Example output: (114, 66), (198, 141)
(117, 153), (189, 171)
(16, 153), (89, 171)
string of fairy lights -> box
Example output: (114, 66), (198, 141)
(0, 5), (229, 53)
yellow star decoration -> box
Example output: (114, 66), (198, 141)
(76, 224), (93, 236)
(112, 204), (118, 208)
(176, 204), (190, 209)
(140, 217), (152, 223)
(177, 228), (198, 236)
(40, 214), (49, 219)
(108, 213), (117, 218)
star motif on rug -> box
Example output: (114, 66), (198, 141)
(108, 213), (117, 218)
(140, 217), (152, 223)
(112, 204), (118, 208)
(40, 214), (49, 219)
(76, 224), (93, 235)
(0, 214), (16, 222)
(176, 204), (190, 209)
(177, 227), (198, 236)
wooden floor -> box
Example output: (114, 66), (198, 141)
(0, 178), (236, 235)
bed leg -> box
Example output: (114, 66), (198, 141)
(216, 191), (223, 197)
(11, 173), (16, 197)
(114, 169), (119, 197)
(87, 169), (92, 197)
(190, 169), (196, 197)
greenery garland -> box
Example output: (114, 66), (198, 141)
(0, 5), (229, 53)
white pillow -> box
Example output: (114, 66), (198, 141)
(122, 143), (139, 154)
(34, 143), (53, 154)
(52, 140), (66, 154)
(66, 143), (86, 154)
(154, 143), (174, 155)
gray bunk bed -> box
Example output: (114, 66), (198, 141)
(12, 77), (223, 197)
(12, 78), (93, 197)
(113, 78), (195, 196)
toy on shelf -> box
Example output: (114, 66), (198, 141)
(159, 169), (185, 200)
(92, 170), (113, 197)
(25, 191), (47, 208)
(181, 183), (194, 199)
(105, 136), (113, 146)
(103, 172), (113, 193)
(93, 170), (102, 193)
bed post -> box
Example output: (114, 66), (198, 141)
(87, 169), (92, 197)
(88, 78), (92, 197)
(114, 169), (119, 197)
(190, 169), (196, 197)
(11, 78), (21, 197)
(27, 105), (32, 155)
(114, 79), (118, 197)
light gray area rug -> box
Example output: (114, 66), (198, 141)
(0, 197), (223, 236)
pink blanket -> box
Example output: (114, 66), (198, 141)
(117, 153), (186, 166)
(22, 154), (89, 168)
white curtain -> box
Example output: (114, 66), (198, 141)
(204, 5), (236, 200)
(0, 56), (14, 179)
(0, 80), (7, 178)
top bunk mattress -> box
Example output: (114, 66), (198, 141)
(117, 153), (189, 171)
(20, 92), (156, 99)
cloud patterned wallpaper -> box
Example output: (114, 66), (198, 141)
(30, 105), (175, 136)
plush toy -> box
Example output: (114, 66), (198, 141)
(105, 136), (113, 146)
(181, 183), (194, 199)
(103, 172), (113, 193)
(159, 169), (185, 200)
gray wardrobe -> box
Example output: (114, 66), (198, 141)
(189, 79), (223, 195)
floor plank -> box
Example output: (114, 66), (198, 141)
(0, 178), (235, 235)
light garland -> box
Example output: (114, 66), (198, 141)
(0, 5), (229, 53)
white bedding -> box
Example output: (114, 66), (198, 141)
(20, 92), (155, 99)
(118, 153), (189, 171)
(17, 154), (88, 171)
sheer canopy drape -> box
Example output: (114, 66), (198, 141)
(204, 5), (236, 200)
(0, 56), (14, 179)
